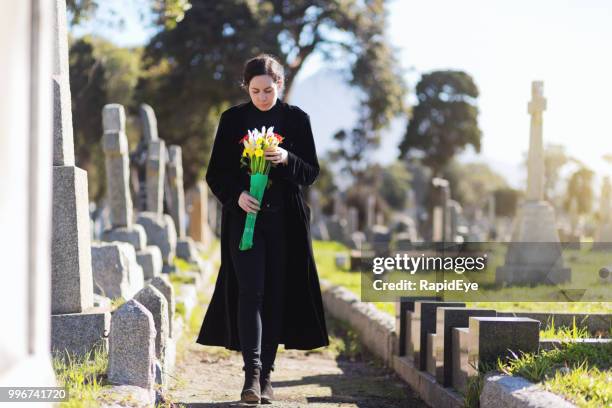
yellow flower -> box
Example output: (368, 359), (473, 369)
(254, 148), (264, 157)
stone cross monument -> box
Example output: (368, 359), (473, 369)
(496, 81), (570, 285)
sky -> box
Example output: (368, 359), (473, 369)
(72, 0), (612, 190)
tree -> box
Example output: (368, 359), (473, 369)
(398, 70), (481, 176)
(136, 0), (407, 188)
(311, 157), (338, 216)
(442, 161), (508, 210)
(69, 37), (108, 201)
(493, 187), (522, 217)
(379, 161), (412, 210)
(563, 166), (594, 216)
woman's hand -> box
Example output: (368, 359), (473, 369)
(238, 190), (260, 213)
(264, 146), (288, 165)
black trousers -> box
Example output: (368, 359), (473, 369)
(228, 207), (287, 372)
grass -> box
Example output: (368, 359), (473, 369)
(52, 346), (108, 407)
(313, 239), (612, 406)
(498, 342), (612, 407)
(539, 317), (593, 340)
(311, 239), (612, 318)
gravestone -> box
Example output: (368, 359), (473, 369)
(0, 0), (56, 386)
(186, 181), (211, 248)
(50, 0), (110, 359)
(496, 82), (571, 285)
(168, 145), (199, 262)
(130, 104), (160, 211)
(468, 317), (540, 369)
(309, 188), (330, 240)
(394, 297), (440, 357)
(147, 140), (166, 216)
(100, 104), (162, 279)
(347, 207), (359, 237)
(407, 301), (464, 370)
(91, 242), (144, 300)
(431, 177), (451, 242)
(134, 285), (169, 364)
(451, 327), (470, 393)
(150, 276), (176, 338)
(433, 307), (496, 386)
(108, 299), (156, 394)
(365, 195), (376, 232)
(448, 199), (462, 243)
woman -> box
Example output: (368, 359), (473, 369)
(196, 53), (330, 404)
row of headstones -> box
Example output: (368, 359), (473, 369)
(108, 277), (177, 392)
(396, 300), (540, 395)
(49, 3), (207, 400)
(310, 190), (420, 251)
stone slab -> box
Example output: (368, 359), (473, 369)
(409, 301), (465, 370)
(101, 225), (147, 251)
(468, 317), (540, 370)
(138, 245), (163, 281)
(108, 299), (156, 389)
(51, 308), (111, 359)
(435, 307), (496, 386)
(52, 165), (93, 314)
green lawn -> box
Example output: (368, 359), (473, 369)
(312, 240), (612, 317)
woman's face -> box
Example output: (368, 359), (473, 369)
(248, 74), (281, 111)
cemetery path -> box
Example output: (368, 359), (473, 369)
(166, 260), (427, 408)
(167, 322), (428, 408)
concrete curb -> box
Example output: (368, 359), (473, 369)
(320, 278), (464, 408)
(480, 373), (577, 408)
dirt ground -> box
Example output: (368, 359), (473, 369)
(164, 283), (428, 408)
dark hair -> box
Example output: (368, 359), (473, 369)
(241, 53), (285, 94)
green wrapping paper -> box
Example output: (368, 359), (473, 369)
(239, 173), (269, 250)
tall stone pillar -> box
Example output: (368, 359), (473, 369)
(496, 81), (570, 285)
(50, 0), (110, 358)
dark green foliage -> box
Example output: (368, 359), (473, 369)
(399, 70), (482, 176)
(69, 37), (108, 201)
(137, 0), (407, 188)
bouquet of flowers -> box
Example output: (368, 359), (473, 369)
(238, 126), (284, 250)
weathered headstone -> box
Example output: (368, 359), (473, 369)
(167, 145), (200, 263)
(92, 242), (144, 300)
(50, 0), (110, 359)
(146, 140), (166, 216)
(108, 299), (156, 392)
(134, 285), (169, 363)
(347, 207), (359, 237)
(150, 276), (175, 338)
(167, 145), (186, 237)
(309, 188), (330, 240)
(186, 181), (211, 247)
(431, 177), (451, 243)
(365, 195), (376, 231)
(496, 82), (571, 285)
(100, 104), (162, 279)
(137, 213), (177, 268)
(102, 104), (132, 228)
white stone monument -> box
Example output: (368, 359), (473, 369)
(496, 81), (570, 285)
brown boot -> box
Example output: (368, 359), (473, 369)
(260, 367), (274, 404)
(240, 366), (261, 404)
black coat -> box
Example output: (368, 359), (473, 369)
(196, 98), (330, 351)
